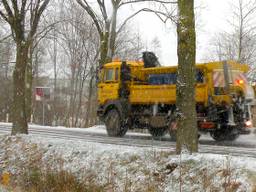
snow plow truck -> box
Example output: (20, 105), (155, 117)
(97, 52), (255, 141)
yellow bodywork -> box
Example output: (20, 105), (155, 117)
(98, 60), (250, 106)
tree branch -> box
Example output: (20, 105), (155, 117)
(28, 0), (50, 42)
(0, 33), (12, 43)
(141, 8), (177, 23)
(117, 9), (145, 34)
(97, 0), (108, 22)
(1, 0), (14, 20)
(119, 0), (177, 8)
(0, 10), (9, 23)
(11, 0), (19, 17)
(76, 0), (102, 35)
(117, 6), (176, 34)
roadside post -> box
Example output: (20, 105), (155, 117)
(35, 87), (51, 125)
(6, 113), (9, 123)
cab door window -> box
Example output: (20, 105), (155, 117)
(104, 68), (115, 82)
(196, 70), (204, 83)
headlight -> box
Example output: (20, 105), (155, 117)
(245, 120), (252, 127)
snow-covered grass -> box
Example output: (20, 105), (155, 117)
(0, 132), (256, 191)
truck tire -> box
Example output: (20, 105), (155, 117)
(148, 126), (167, 138)
(105, 109), (128, 137)
(210, 126), (239, 141)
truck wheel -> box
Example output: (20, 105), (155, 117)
(148, 126), (167, 138)
(105, 109), (128, 137)
(210, 126), (239, 141)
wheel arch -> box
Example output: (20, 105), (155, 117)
(103, 100), (124, 119)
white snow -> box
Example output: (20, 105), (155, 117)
(0, 185), (8, 192)
(0, 129), (256, 191)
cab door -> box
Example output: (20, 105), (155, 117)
(98, 67), (120, 104)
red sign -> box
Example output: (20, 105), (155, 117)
(35, 87), (51, 101)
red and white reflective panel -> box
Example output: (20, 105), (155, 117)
(213, 70), (248, 87)
(232, 71), (247, 85)
(213, 71), (225, 87)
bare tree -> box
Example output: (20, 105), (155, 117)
(206, 0), (256, 79)
(0, 0), (50, 134)
(55, 1), (99, 127)
(76, 0), (111, 67)
(76, 0), (176, 67)
(232, 0), (256, 63)
(114, 25), (146, 60)
(176, 0), (198, 154)
(0, 27), (13, 122)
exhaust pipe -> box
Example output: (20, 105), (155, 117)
(223, 61), (236, 125)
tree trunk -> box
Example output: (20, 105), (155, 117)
(75, 59), (89, 127)
(64, 54), (77, 127)
(74, 74), (85, 127)
(25, 45), (33, 123)
(53, 29), (58, 125)
(176, 0), (198, 154)
(12, 43), (29, 135)
(238, 0), (243, 63)
(107, 4), (118, 59)
(84, 74), (94, 127)
(72, 64), (80, 127)
(99, 32), (110, 67)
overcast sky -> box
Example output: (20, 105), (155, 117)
(131, 0), (233, 66)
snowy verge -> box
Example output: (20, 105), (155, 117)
(0, 133), (256, 191)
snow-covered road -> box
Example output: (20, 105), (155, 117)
(0, 122), (256, 157)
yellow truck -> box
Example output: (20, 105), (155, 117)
(97, 55), (255, 141)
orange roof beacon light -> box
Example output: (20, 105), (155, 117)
(112, 58), (120, 62)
